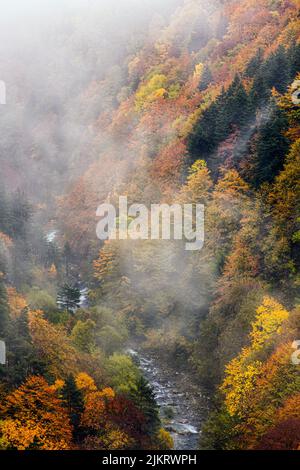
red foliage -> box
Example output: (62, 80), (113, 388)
(255, 419), (300, 450)
(108, 395), (149, 446)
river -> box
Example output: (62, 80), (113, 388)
(127, 348), (207, 450)
(46, 227), (207, 450)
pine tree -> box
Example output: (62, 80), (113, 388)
(265, 45), (290, 94)
(0, 186), (10, 235)
(245, 48), (264, 78)
(0, 278), (9, 338)
(226, 75), (250, 126)
(57, 284), (81, 313)
(287, 40), (300, 79)
(131, 376), (160, 437)
(199, 65), (213, 91)
(61, 374), (84, 439)
(9, 190), (32, 239)
(252, 102), (290, 187)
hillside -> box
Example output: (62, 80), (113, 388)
(0, 0), (299, 451)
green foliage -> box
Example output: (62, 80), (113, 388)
(130, 376), (160, 437)
(27, 288), (57, 314)
(250, 103), (290, 187)
(135, 74), (168, 110)
(57, 284), (81, 313)
(105, 354), (141, 394)
(61, 374), (84, 438)
(0, 279), (9, 337)
(198, 65), (213, 91)
(200, 406), (240, 450)
(96, 325), (125, 356)
(189, 74), (251, 160)
(71, 319), (96, 353)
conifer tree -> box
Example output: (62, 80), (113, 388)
(199, 65), (213, 91)
(61, 374), (84, 439)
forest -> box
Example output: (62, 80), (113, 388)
(0, 0), (299, 451)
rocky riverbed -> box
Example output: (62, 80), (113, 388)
(127, 348), (208, 450)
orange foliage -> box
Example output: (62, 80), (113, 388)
(0, 376), (72, 450)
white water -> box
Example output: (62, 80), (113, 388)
(127, 348), (204, 450)
(46, 230), (57, 243)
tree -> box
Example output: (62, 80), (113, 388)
(250, 296), (289, 351)
(9, 191), (32, 240)
(57, 284), (81, 313)
(157, 428), (173, 450)
(80, 387), (115, 430)
(179, 160), (212, 204)
(199, 65), (213, 91)
(130, 376), (160, 437)
(28, 310), (79, 378)
(287, 40), (300, 78)
(97, 325), (124, 356)
(245, 48), (264, 78)
(265, 45), (290, 94)
(0, 376), (72, 450)
(135, 74), (168, 111)
(71, 319), (96, 353)
(105, 354), (140, 394)
(4, 311), (45, 388)
(0, 277), (9, 337)
(75, 372), (97, 396)
(61, 374), (84, 439)
(255, 419), (300, 450)
(251, 102), (290, 187)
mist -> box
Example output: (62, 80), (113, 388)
(0, 0), (183, 206)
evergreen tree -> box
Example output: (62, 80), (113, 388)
(0, 186), (10, 235)
(131, 376), (160, 437)
(287, 40), (300, 79)
(63, 242), (72, 279)
(252, 103), (290, 187)
(9, 190), (32, 239)
(189, 76), (251, 161)
(264, 45), (290, 93)
(226, 75), (250, 126)
(245, 48), (264, 78)
(199, 65), (213, 91)
(5, 311), (46, 387)
(57, 284), (81, 313)
(0, 277), (9, 338)
(61, 374), (84, 439)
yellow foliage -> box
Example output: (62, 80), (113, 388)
(221, 348), (263, 417)
(221, 296), (290, 417)
(194, 63), (204, 79)
(101, 424), (134, 450)
(251, 296), (289, 350)
(28, 310), (79, 377)
(100, 387), (115, 401)
(135, 74), (168, 110)
(178, 159), (212, 204)
(75, 372), (97, 395)
(49, 379), (65, 392)
(157, 428), (174, 450)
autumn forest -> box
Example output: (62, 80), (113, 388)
(0, 0), (299, 452)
